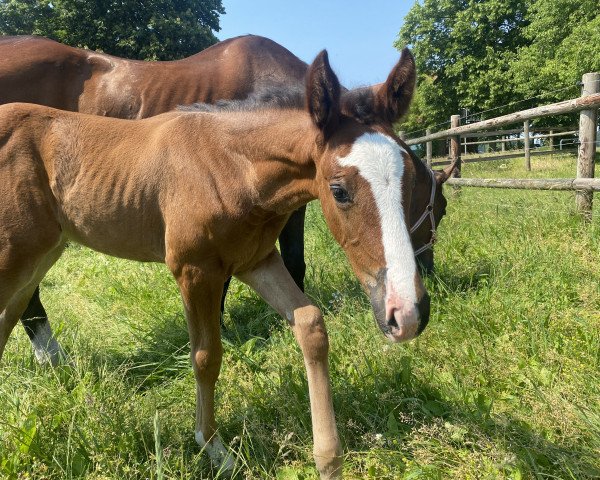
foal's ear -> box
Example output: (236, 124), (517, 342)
(306, 50), (341, 141)
(373, 47), (416, 124)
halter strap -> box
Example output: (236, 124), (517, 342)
(410, 168), (437, 257)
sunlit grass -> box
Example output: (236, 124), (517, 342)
(1, 153), (599, 479)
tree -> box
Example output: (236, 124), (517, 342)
(0, 0), (225, 60)
(395, 0), (530, 134)
(395, 0), (600, 135)
(510, 0), (600, 101)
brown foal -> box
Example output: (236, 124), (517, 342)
(0, 51), (428, 478)
(0, 34), (452, 368)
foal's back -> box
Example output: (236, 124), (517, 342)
(0, 103), (188, 262)
(0, 102), (283, 264)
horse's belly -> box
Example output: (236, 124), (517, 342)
(58, 204), (166, 263)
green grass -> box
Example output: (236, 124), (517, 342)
(1, 152), (599, 479)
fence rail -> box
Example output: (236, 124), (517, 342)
(430, 148), (577, 167)
(404, 72), (600, 218)
(446, 178), (600, 191)
(406, 92), (600, 145)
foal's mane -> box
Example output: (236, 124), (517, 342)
(178, 85), (305, 113)
(178, 84), (383, 128)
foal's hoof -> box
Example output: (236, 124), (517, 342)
(195, 431), (235, 473)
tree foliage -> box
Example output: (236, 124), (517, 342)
(396, 0), (600, 134)
(396, 0), (529, 133)
(510, 0), (600, 100)
(0, 0), (225, 60)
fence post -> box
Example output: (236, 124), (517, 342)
(524, 120), (531, 171)
(549, 130), (554, 151)
(426, 128), (432, 167)
(501, 135), (506, 152)
(576, 72), (600, 220)
(450, 114), (461, 182)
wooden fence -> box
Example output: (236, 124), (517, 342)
(404, 72), (600, 219)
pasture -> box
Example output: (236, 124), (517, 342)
(1, 152), (599, 479)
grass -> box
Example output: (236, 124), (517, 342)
(1, 152), (599, 479)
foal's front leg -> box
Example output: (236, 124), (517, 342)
(237, 250), (342, 479)
(173, 264), (233, 471)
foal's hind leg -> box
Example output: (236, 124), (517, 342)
(1, 286), (45, 361)
(21, 286), (66, 366)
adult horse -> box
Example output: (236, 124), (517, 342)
(0, 50), (428, 479)
(0, 34), (453, 366)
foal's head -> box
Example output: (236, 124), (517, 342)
(306, 51), (429, 342)
(339, 49), (453, 274)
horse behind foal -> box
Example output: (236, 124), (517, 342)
(0, 51), (428, 479)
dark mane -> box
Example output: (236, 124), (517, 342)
(178, 85), (305, 113)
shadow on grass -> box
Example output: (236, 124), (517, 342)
(220, 361), (600, 479)
(67, 284), (598, 478)
(90, 264), (491, 393)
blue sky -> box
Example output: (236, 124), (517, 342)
(217, 1), (414, 89)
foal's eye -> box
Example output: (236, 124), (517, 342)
(330, 185), (351, 204)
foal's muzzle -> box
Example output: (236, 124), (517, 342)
(368, 271), (430, 343)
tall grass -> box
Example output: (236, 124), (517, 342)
(1, 153), (598, 479)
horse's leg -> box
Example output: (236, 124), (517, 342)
(1, 285), (46, 362)
(20, 286), (66, 366)
(237, 250), (342, 479)
(0, 243), (65, 363)
(278, 205), (307, 291)
(219, 277), (231, 325)
(172, 263), (233, 471)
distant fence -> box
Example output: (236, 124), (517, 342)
(404, 127), (579, 167)
(403, 72), (600, 220)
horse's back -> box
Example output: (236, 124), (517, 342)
(126, 35), (309, 116)
(0, 34), (309, 118)
(0, 36), (94, 111)
(187, 35), (307, 95)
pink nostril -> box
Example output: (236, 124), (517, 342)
(385, 302), (420, 342)
(386, 301), (418, 325)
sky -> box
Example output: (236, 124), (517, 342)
(217, 0), (414, 89)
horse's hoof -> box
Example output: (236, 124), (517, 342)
(195, 431), (235, 472)
(32, 337), (68, 367)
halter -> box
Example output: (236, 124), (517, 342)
(410, 168), (437, 257)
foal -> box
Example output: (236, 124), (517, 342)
(0, 34), (451, 367)
(0, 51), (428, 479)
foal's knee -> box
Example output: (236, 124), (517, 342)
(192, 343), (223, 383)
(293, 305), (328, 363)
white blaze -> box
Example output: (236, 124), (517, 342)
(338, 132), (417, 303)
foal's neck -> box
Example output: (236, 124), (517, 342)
(215, 110), (320, 214)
